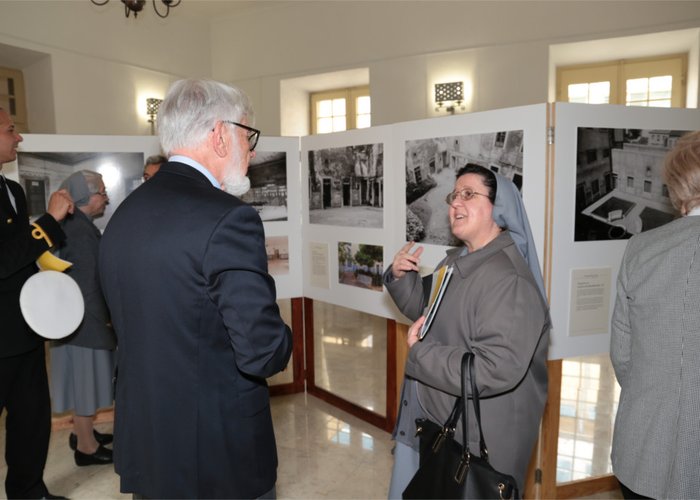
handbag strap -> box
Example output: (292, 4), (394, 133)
(461, 352), (489, 460)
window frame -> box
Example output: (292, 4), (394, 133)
(556, 53), (687, 108)
(310, 85), (370, 135)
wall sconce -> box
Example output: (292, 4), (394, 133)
(146, 98), (162, 135)
(435, 82), (466, 115)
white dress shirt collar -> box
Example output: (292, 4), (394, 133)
(168, 155), (221, 189)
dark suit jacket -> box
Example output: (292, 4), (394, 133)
(0, 178), (65, 357)
(99, 161), (292, 499)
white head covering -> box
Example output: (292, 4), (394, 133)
(491, 174), (547, 301)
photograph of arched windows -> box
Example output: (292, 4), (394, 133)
(337, 241), (384, 292)
(574, 128), (690, 241)
(265, 236), (289, 276)
(405, 130), (524, 245)
(240, 151), (288, 221)
(308, 143), (383, 228)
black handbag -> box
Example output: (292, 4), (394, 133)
(402, 352), (520, 500)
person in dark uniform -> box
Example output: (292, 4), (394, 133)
(0, 107), (74, 499)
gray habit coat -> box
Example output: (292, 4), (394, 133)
(386, 231), (549, 488)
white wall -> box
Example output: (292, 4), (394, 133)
(0, 1), (698, 136)
(209, 1), (700, 135)
(0, 0), (212, 135)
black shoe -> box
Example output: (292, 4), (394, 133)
(69, 429), (113, 450)
(74, 444), (113, 466)
(42, 493), (69, 499)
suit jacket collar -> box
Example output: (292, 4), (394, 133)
(159, 161), (221, 189)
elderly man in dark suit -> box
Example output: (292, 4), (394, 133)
(0, 107), (73, 499)
(99, 79), (292, 499)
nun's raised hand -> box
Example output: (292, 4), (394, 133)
(391, 241), (424, 279)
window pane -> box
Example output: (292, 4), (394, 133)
(567, 82), (609, 104)
(649, 76), (672, 101)
(649, 75), (672, 93)
(626, 78), (649, 104)
(650, 100), (671, 108)
(356, 96), (371, 114)
(568, 83), (589, 103)
(332, 98), (346, 116)
(317, 100), (333, 118)
(356, 114), (371, 129)
(332, 116), (346, 132)
(588, 82), (610, 104)
(317, 117), (333, 134)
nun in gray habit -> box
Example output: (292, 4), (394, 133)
(50, 170), (116, 466)
(384, 164), (550, 498)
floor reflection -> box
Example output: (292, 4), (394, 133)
(558, 353), (620, 483)
(267, 299), (294, 386)
(313, 301), (387, 414)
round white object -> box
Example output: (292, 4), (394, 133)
(19, 271), (85, 340)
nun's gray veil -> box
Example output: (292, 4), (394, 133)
(60, 171), (93, 208)
(492, 174), (547, 301)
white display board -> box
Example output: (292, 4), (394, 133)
(300, 125), (401, 319)
(6, 134), (161, 231)
(548, 103), (700, 359)
(255, 136), (303, 299)
(391, 104), (548, 276)
(5, 134), (303, 297)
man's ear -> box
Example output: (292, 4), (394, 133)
(211, 121), (228, 157)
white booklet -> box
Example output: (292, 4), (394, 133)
(418, 264), (454, 340)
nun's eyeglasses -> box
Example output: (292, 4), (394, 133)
(445, 189), (490, 205)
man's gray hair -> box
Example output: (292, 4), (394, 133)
(145, 154), (167, 167)
(158, 79), (254, 156)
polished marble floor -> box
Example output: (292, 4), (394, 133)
(0, 393), (393, 499)
(0, 300), (624, 499)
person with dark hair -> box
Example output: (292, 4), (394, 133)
(385, 163), (550, 498)
(0, 107), (73, 499)
(611, 130), (700, 499)
(99, 79), (292, 499)
(50, 170), (116, 467)
(142, 154), (166, 181)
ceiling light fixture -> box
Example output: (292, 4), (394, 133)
(90, 0), (181, 19)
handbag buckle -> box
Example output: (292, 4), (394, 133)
(454, 451), (470, 483)
(431, 426), (451, 453)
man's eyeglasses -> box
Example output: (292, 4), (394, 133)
(445, 188), (490, 205)
(221, 121), (260, 152)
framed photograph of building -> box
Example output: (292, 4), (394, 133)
(405, 130), (524, 246)
(308, 143), (383, 228)
(266, 235), (289, 276)
(574, 127), (688, 241)
(241, 151), (288, 222)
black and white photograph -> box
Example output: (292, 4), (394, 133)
(240, 151), (288, 221)
(337, 241), (384, 292)
(405, 130), (524, 245)
(308, 143), (383, 228)
(574, 127), (689, 241)
(17, 151), (144, 231)
(266, 235), (289, 276)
